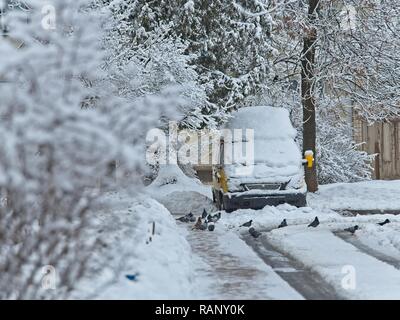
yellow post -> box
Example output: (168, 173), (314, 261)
(304, 150), (314, 168)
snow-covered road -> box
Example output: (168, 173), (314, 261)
(181, 223), (302, 300)
(144, 168), (400, 299)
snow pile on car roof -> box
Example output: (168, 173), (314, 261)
(224, 106), (297, 140)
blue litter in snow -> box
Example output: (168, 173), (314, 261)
(125, 273), (139, 281)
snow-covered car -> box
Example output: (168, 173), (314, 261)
(212, 106), (308, 212)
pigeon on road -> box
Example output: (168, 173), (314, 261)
(202, 209), (208, 219)
(378, 219), (390, 226)
(200, 220), (208, 231)
(176, 215), (189, 223)
(249, 227), (261, 238)
(208, 212), (221, 223)
(278, 219), (288, 228)
(308, 217), (320, 228)
(344, 225), (359, 235)
(192, 217), (203, 230)
(187, 212), (196, 222)
(240, 220), (253, 227)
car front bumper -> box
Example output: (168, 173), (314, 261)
(222, 191), (307, 211)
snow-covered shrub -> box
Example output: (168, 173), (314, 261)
(316, 109), (374, 184)
(0, 0), (177, 299)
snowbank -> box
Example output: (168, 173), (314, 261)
(308, 180), (400, 211)
(147, 164), (214, 214)
(73, 192), (196, 299)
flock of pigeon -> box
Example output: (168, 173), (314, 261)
(238, 216), (392, 238)
(276, 216), (392, 235)
(177, 210), (392, 238)
(176, 209), (221, 232)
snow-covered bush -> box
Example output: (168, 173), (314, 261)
(0, 0), (178, 299)
(316, 108), (374, 184)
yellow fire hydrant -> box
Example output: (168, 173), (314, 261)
(304, 150), (314, 168)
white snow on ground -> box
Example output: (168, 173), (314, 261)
(72, 191), (196, 299)
(267, 227), (400, 299)
(220, 203), (340, 231)
(146, 165), (303, 299)
(147, 164), (215, 214)
(182, 224), (303, 300)
(221, 204), (400, 299)
(147, 164), (212, 198)
(308, 180), (400, 211)
(348, 222), (400, 261)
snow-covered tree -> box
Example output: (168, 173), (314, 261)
(95, 1), (213, 129)
(100, 0), (276, 125)
(0, 0), (178, 298)
(265, 0), (400, 186)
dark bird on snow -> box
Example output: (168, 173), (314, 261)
(240, 220), (253, 227)
(125, 273), (139, 282)
(192, 217), (203, 230)
(200, 219), (208, 230)
(249, 227), (261, 238)
(207, 214), (213, 222)
(213, 212), (221, 222)
(378, 219), (390, 226)
(176, 215), (189, 223)
(308, 217), (320, 228)
(202, 209), (208, 219)
(208, 222), (215, 231)
(278, 219), (288, 228)
(344, 225), (359, 235)
(189, 215), (196, 222)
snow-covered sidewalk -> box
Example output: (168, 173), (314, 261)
(308, 180), (400, 211)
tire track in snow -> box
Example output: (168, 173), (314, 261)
(335, 232), (400, 270)
(182, 224), (303, 300)
(243, 233), (343, 300)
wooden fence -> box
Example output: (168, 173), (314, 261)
(353, 117), (400, 179)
